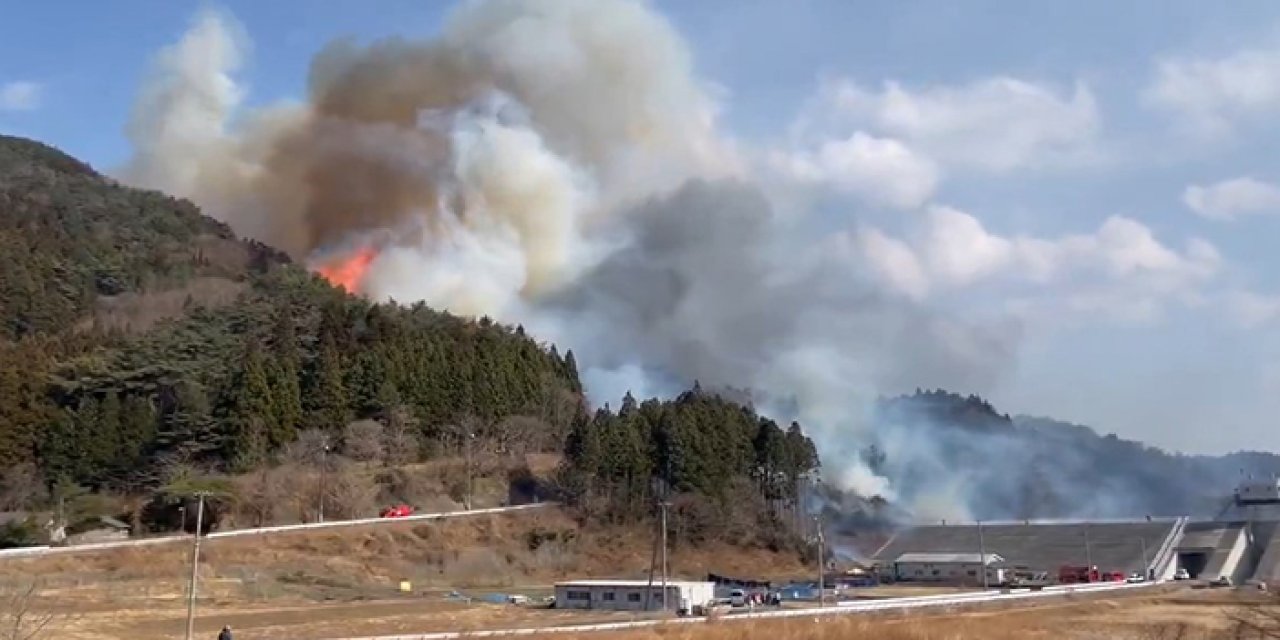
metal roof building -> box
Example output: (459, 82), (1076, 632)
(553, 579), (716, 614)
(894, 552), (1004, 565)
(890, 552), (1006, 585)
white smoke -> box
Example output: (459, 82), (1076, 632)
(121, 7), (249, 200)
(117, 0), (1019, 510)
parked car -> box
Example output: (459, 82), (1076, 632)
(1209, 575), (1233, 587)
(380, 504), (415, 518)
(1126, 573), (1145, 583)
(1174, 568), (1190, 581)
(729, 589), (746, 607)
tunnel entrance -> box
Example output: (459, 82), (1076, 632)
(1177, 552), (1209, 578)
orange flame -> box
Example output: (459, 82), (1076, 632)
(315, 246), (377, 294)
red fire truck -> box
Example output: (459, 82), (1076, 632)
(1057, 565), (1101, 584)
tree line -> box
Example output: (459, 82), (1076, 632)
(3, 271), (584, 490)
(558, 384), (820, 548)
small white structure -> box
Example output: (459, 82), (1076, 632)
(892, 552), (1005, 584)
(1237, 478), (1280, 504)
(553, 580), (715, 613)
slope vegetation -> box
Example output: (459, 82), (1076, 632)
(0, 134), (583, 489)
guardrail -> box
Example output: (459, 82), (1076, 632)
(0, 502), (556, 559)
(208, 503), (552, 539)
(331, 580), (1159, 640)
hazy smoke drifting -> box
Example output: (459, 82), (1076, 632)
(119, 0), (1020, 508)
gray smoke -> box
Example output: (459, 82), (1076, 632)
(862, 400), (1270, 523)
(117, 0), (1023, 509)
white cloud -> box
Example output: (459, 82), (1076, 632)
(850, 227), (929, 300)
(854, 205), (1221, 323)
(771, 131), (938, 209)
(1226, 291), (1280, 328)
(1144, 46), (1280, 137)
(1184, 177), (1280, 220)
(0, 81), (42, 111)
(798, 76), (1100, 172)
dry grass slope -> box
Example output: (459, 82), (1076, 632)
(11, 507), (810, 598)
(542, 591), (1280, 640)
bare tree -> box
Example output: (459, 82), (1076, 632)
(273, 463), (317, 523)
(0, 580), (59, 640)
(0, 465), (46, 512)
(323, 461), (380, 520)
(342, 420), (385, 464)
(494, 415), (550, 457)
(455, 415), (487, 455)
(538, 374), (583, 447)
(280, 429), (331, 467)
(233, 467), (286, 527)
(383, 406), (421, 466)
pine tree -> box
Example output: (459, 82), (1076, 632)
(562, 350), (582, 393)
(225, 342), (277, 468)
(269, 358), (302, 446)
(116, 394), (157, 481)
(306, 336), (350, 432)
(154, 381), (221, 463)
(270, 308), (303, 444)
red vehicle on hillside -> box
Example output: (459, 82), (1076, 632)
(1058, 565), (1101, 584)
(380, 504), (415, 518)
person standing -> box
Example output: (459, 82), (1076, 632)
(218, 625), (233, 640)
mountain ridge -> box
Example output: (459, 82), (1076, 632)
(856, 389), (1279, 523)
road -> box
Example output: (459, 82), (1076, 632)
(328, 580), (1160, 640)
(0, 502), (556, 560)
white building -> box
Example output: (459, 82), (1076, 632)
(553, 580), (716, 614)
(892, 552), (1005, 585)
(1237, 478), (1280, 504)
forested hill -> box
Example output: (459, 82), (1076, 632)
(0, 134), (823, 552)
(860, 389), (1280, 520)
(0, 134), (585, 489)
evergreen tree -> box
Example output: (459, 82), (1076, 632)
(562, 349), (582, 393)
(269, 358), (302, 446)
(153, 381), (220, 463)
(224, 342), (276, 468)
(117, 394), (157, 478)
(305, 336), (350, 432)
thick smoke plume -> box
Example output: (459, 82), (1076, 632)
(120, 0), (1021, 515)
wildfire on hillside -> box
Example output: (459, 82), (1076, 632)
(314, 246), (377, 294)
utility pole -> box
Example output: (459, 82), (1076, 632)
(465, 431), (475, 510)
(659, 500), (670, 614)
(644, 508), (660, 612)
(184, 492), (207, 640)
(1084, 524), (1093, 572)
(977, 519), (989, 589)
(1139, 537), (1149, 579)
(814, 514), (824, 607)
(318, 440), (330, 523)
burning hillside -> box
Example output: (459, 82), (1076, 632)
(313, 246), (377, 294)
(115, 0), (1017, 509)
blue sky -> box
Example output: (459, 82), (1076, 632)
(5, 1), (1280, 454)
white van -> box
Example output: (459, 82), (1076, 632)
(729, 589), (746, 607)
